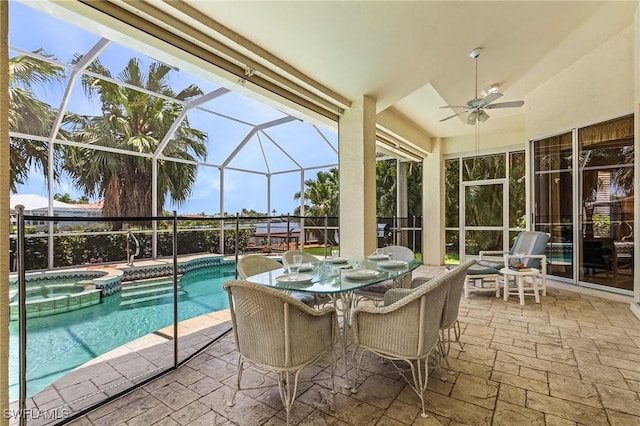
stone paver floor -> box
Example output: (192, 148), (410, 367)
(64, 266), (640, 425)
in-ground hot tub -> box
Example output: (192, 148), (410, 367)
(8, 273), (106, 320)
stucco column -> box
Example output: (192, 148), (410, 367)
(422, 138), (444, 265)
(1, 0), (9, 422)
(338, 95), (377, 257)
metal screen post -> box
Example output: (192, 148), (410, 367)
(324, 215), (328, 258)
(16, 205), (27, 426)
(172, 211), (178, 368)
(286, 215), (290, 250)
(235, 214), (240, 279)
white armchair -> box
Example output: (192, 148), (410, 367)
(351, 264), (467, 418)
(223, 280), (337, 424)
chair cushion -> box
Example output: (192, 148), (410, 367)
(362, 280), (393, 294)
(467, 263), (500, 275)
(510, 232), (550, 268)
(290, 291), (315, 306)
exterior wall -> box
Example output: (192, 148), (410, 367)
(526, 25), (634, 139)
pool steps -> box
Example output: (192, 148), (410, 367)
(8, 254), (231, 320)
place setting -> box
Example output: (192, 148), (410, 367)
(342, 260), (380, 280)
(324, 249), (348, 264)
(276, 254), (314, 285)
(367, 248), (391, 261)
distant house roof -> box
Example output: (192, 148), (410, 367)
(10, 194), (102, 213)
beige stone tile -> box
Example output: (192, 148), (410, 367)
(496, 351), (579, 378)
(497, 383), (526, 406)
(169, 400), (212, 425)
(350, 374), (405, 409)
(456, 344), (496, 367)
(526, 391), (609, 425)
(299, 384), (383, 425)
(493, 360), (520, 376)
(519, 366), (547, 383)
(126, 403), (173, 426)
(562, 336), (599, 353)
(549, 314), (580, 330)
(548, 373), (602, 409)
(573, 350), (601, 365)
(493, 400), (545, 426)
(576, 360), (628, 389)
(596, 383), (640, 416)
(599, 353), (640, 374)
(494, 328), (562, 347)
(544, 414), (577, 426)
(512, 339), (536, 350)
(606, 409), (640, 426)
(620, 368), (640, 382)
(446, 358), (492, 380)
(150, 382), (200, 411)
(199, 385), (277, 425)
(422, 390), (493, 425)
(537, 344), (577, 365)
(384, 398), (421, 424)
(449, 373), (498, 410)
(490, 371), (548, 394)
(491, 335), (513, 345)
(490, 341), (537, 358)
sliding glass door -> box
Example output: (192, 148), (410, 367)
(533, 115), (634, 292)
(533, 132), (574, 279)
(577, 116), (634, 291)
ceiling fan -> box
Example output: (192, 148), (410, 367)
(440, 47), (524, 125)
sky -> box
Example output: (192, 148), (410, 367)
(9, 0), (339, 216)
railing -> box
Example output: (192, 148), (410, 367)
(8, 209), (423, 425)
(126, 231), (140, 266)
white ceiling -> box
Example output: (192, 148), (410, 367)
(174, 0), (637, 140)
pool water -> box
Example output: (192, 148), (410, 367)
(8, 265), (234, 401)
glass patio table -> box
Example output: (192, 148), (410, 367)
(244, 256), (421, 390)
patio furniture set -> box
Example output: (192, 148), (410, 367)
(222, 232), (549, 423)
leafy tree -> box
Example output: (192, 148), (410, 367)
(376, 160), (422, 218)
(61, 57), (207, 228)
(293, 168), (339, 217)
(54, 192), (89, 204)
(8, 50), (66, 192)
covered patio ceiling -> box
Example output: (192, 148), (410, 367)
(101, 0), (637, 141)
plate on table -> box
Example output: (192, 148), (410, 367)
(325, 257), (348, 264)
(275, 274), (313, 284)
(367, 254), (389, 261)
(298, 263), (315, 272)
(343, 269), (380, 280)
(378, 260), (408, 269)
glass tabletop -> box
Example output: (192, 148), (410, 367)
(245, 258), (421, 294)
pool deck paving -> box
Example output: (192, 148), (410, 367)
(12, 264), (640, 425)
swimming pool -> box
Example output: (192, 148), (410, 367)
(8, 264), (234, 402)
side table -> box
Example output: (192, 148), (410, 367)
(499, 268), (541, 305)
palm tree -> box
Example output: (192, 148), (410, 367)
(8, 50), (66, 192)
(61, 57), (207, 228)
(293, 168), (339, 217)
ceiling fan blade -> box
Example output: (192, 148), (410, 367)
(485, 100), (525, 109)
(479, 92), (502, 106)
(439, 111), (466, 122)
(440, 105), (471, 109)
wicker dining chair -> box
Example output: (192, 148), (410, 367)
(282, 249), (319, 265)
(223, 280), (338, 425)
(237, 254), (315, 306)
(351, 266), (454, 418)
(353, 245), (416, 305)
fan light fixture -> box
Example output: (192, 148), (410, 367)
(439, 47), (524, 125)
